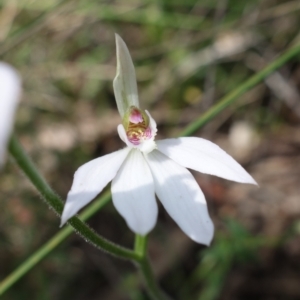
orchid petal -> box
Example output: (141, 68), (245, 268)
(0, 63), (21, 166)
(145, 150), (214, 245)
(157, 137), (257, 185)
(61, 147), (131, 226)
(112, 149), (157, 235)
(145, 110), (157, 138)
(113, 34), (139, 118)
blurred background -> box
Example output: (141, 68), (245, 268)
(1, 0), (300, 299)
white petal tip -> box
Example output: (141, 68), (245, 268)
(189, 233), (214, 246)
(190, 223), (214, 246)
(115, 33), (121, 41)
(203, 236), (214, 246)
(115, 34), (127, 48)
(202, 240), (212, 247)
(60, 215), (69, 228)
(59, 220), (66, 228)
(251, 179), (258, 186)
(121, 213), (155, 236)
(60, 206), (76, 228)
(115, 34), (128, 54)
(242, 175), (258, 186)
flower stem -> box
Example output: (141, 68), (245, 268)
(8, 135), (139, 261)
(134, 234), (148, 256)
(138, 258), (170, 300)
(134, 235), (170, 300)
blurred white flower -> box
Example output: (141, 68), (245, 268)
(0, 62), (21, 167)
(61, 35), (257, 245)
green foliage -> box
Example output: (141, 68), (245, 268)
(179, 219), (270, 300)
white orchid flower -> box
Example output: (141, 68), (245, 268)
(0, 62), (21, 167)
(61, 35), (257, 245)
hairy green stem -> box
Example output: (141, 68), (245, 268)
(134, 235), (169, 300)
